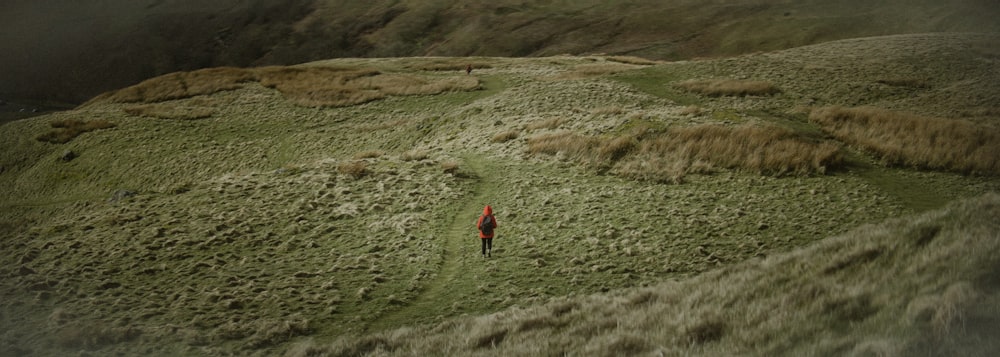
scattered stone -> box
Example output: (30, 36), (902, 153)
(60, 150), (77, 162)
(109, 189), (137, 202)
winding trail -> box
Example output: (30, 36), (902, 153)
(367, 156), (499, 331)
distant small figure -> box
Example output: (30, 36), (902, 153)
(466, 64), (472, 75)
(477, 205), (498, 258)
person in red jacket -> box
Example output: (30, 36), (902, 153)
(477, 205), (498, 258)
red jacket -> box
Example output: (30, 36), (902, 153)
(477, 205), (498, 239)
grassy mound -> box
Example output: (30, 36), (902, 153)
(87, 65), (481, 108)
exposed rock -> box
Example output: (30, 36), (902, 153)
(60, 150), (77, 162)
(109, 189), (137, 202)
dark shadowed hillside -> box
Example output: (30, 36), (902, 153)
(2, 0), (999, 104)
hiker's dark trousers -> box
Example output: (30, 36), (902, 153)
(481, 238), (493, 255)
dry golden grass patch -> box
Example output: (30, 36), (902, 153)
(403, 59), (493, 72)
(590, 106), (624, 115)
(36, 118), (117, 144)
(401, 149), (429, 161)
(492, 130), (520, 143)
(337, 160), (369, 179)
(353, 150), (385, 160)
(679, 105), (704, 116)
(87, 67), (254, 104)
(809, 106), (1000, 175)
(440, 160), (461, 175)
(257, 66), (481, 107)
(528, 124), (843, 182)
(89, 65), (481, 108)
(676, 78), (781, 97)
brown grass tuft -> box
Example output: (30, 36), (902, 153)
(337, 161), (368, 179)
(405, 59), (493, 72)
(528, 124), (843, 182)
(679, 105), (704, 116)
(684, 318), (727, 344)
(88, 67), (254, 104)
(36, 119), (117, 144)
(88, 65), (480, 107)
(401, 149), (429, 162)
(353, 150), (385, 160)
(809, 106), (1000, 175)
(441, 160), (461, 175)
(256, 66), (480, 107)
(676, 79), (781, 97)
(492, 130), (520, 143)
(471, 328), (508, 349)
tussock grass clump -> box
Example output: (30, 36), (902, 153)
(36, 118), (116, 144)
(492, 130), (520, 143)
(337, 160), (369, 179)
(260, 66), (481, 107)
(404, 59), (493, 72)
(528, 124), (843, 182)
(676, 79), (781, 97)
(401, 149), (429, 161)
(254, 66), (383, 107)
(679, 105), (704, 116)
(88, 67), (254, 104)
(440, 160), (462, 175)
(89, 65), (481, 108)
(809, 106), (1000, 175)
(353, 150), (385, 160)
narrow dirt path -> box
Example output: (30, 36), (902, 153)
(367, 155), (499, 331)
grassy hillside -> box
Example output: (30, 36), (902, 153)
(1, 33), (999, 356)
(3, 0), (1000, 104)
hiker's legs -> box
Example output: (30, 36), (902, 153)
(486, 238), (493, 256)
(481, 238), (488, 255)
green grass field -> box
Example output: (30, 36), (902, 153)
(1, 33), (999, 356)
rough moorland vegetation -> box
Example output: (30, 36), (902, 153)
(1, 33), (999, 356)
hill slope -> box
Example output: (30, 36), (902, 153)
(1, 33), (999, 356)
(3, 0), (999, 104)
